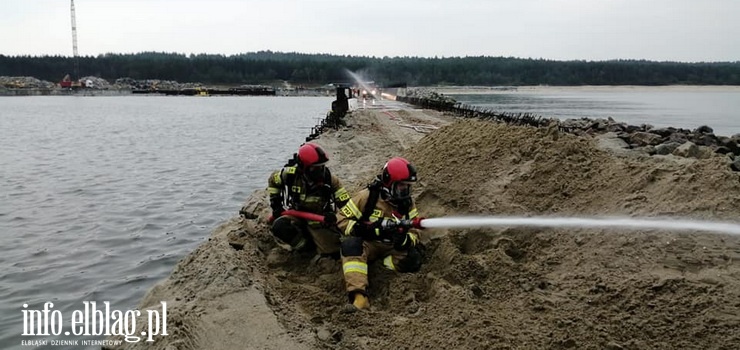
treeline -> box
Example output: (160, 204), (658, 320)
(1, 51), (739, 86)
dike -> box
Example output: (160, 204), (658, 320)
(110, 100), (740, 350)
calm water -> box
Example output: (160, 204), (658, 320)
(450, 87), (740, 135)
(0, 96), (332, 349)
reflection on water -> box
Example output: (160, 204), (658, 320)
(0, 96), (331, 349)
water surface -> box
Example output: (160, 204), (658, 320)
(0, 95), (331, 349)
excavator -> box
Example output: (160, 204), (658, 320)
(59, 74), (85, 89)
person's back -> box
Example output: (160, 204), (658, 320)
(267, 143), (350, 256)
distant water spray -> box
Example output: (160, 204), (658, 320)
(344, 69), (374, 95)
(421, 216), (740, 236)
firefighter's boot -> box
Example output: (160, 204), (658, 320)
(343, 292), (370, 313)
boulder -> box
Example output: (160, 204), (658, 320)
(625, 125), (642, 133)
(654, 142), (682, 155)
(595, 132), (630, 151)
(694, 125), (714, 134)
(732, 158), (740, 171)
(649, 127), (676, 138)
(672, 141), (713, 159)
(691, 133), (718, 147)
(717, 136), (740, 155)
(668, 132), (690, 144)
(561, 118), (592, 130)
(606, 123), (627, 133)
(630, 131), (663, 146)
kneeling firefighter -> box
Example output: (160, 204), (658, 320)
(267, 143), (351, 257)
(336, 157), (425, 311)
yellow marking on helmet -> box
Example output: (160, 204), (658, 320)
(286, 167), (296, 174)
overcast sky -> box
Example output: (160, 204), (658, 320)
(1, 0), (739, 62)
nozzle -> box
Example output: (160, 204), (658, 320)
(396, 217), (425, 229)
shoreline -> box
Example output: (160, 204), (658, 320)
(3, 84), (740, 97)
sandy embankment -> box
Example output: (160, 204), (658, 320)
(111, 102), (740, 350)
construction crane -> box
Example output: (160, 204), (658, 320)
(71, 0), (79, 79)
(61, 0), (83, 88)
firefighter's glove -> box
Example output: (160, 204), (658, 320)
(322, 212), (337, 226)
(393, 231), (413, 251)
(378, 218), (399, 232)
(353, 220), (383, 240)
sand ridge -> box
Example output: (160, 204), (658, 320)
(111, 103), (740, 350)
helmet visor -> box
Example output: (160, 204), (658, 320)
(306, 164), (326, 182)
(391, 182), (412, 200)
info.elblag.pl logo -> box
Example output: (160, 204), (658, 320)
(21, 301), (168, 346)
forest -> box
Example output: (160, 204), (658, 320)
(1, 51), (738, 86)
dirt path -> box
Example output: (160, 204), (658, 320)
(113, 102), (740, 350)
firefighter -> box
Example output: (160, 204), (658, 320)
(267, 143), (351, 257)
(336, 157), (425, 312)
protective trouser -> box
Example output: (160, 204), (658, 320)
(340, 236), (422, 296)
(271, 215), (340, 254)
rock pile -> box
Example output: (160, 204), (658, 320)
(76, 76), (111, 89)
(112, 78), (203, 90)
(559, 117), (740, 170)
(400, 90), (740, 172)
(0, 76), (56, 89)
(401, 87), (458, 105)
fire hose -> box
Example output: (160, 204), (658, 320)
(269, 209), (424, 230)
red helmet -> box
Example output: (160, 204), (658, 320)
(381, 157), (417, 203)
(381, 157), (417, 186)
(297, 143), (329, 182)
(297, 143), (329, 169)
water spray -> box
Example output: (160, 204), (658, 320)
(344, 69), (375, 97)
(269, 210), (740, 236)
(417, 216), (740, 236)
